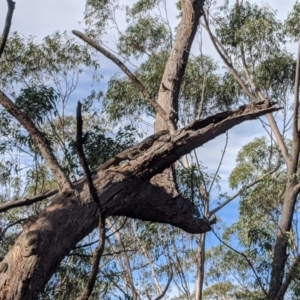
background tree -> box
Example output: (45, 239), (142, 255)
(0, 0), (286, 300)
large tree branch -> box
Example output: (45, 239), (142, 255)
(0, 90), (72, 191)
(72, 30), (175, 133)
(0, 102), (280, 216)
(0, 102), (280, 299)
(0, 0), (15, 58)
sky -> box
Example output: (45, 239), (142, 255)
(0, 0), (297, 225)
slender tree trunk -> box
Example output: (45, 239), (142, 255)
(195, 233), (206, 300)
(269, 183), (298, 299)
(155, 0), (204, 132)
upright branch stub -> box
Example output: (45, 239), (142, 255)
(75, 101), (101, 210)
(0, 0), (15, 58)
(155, 0), (205, 132)
(0, 90), (72, 192)
(75, 101), (106, 300)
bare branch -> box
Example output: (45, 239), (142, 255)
(0, 90), (72, 191)
(0, 218), (27, 240)
(0, 189), (58, 213)
(202, 11), (257, 103)
(203, 11), (291, 165)
(79, 217), (106, 300)
(212, 228), (271, 300)
(208, 163), (280, 217)
(0, 0), (15, 58)
(72, 30), (175, 133)
(75, 101), (100, 209)
(153, 270), (173, 300)
(208, 131), (228, 194)
(75, 102), (106, 300)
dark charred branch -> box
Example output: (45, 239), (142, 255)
(0, 0), (15, 58)
(75, 101), (106, 300)
(0, 102), (280, 300)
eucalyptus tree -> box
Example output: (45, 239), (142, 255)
(202, 1), (300, 299)
(0, 0), (279, 299)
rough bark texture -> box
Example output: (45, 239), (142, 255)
(0, 102), (279, 299)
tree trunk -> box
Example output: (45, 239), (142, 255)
(195, 233), (206, 300)
(0, 102), (278, 299)
(154, 0), (204, 132)
(269, 183), (298, 299)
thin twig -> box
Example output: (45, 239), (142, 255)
(0, 0), (15, 58)
(196, 74), (207, 120)
(208, 162), (280, 217)
(72, 30), (175, 133)
(208, 131), (228, 194)
(211, 228), (271, 300)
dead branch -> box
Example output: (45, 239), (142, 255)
(75, 102), (106, 300)
(72, 30), (175, 133)
(0, 0), (15, 58)
(0, 90), (72, 191)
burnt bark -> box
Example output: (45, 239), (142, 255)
(0, 102), (279, 300)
